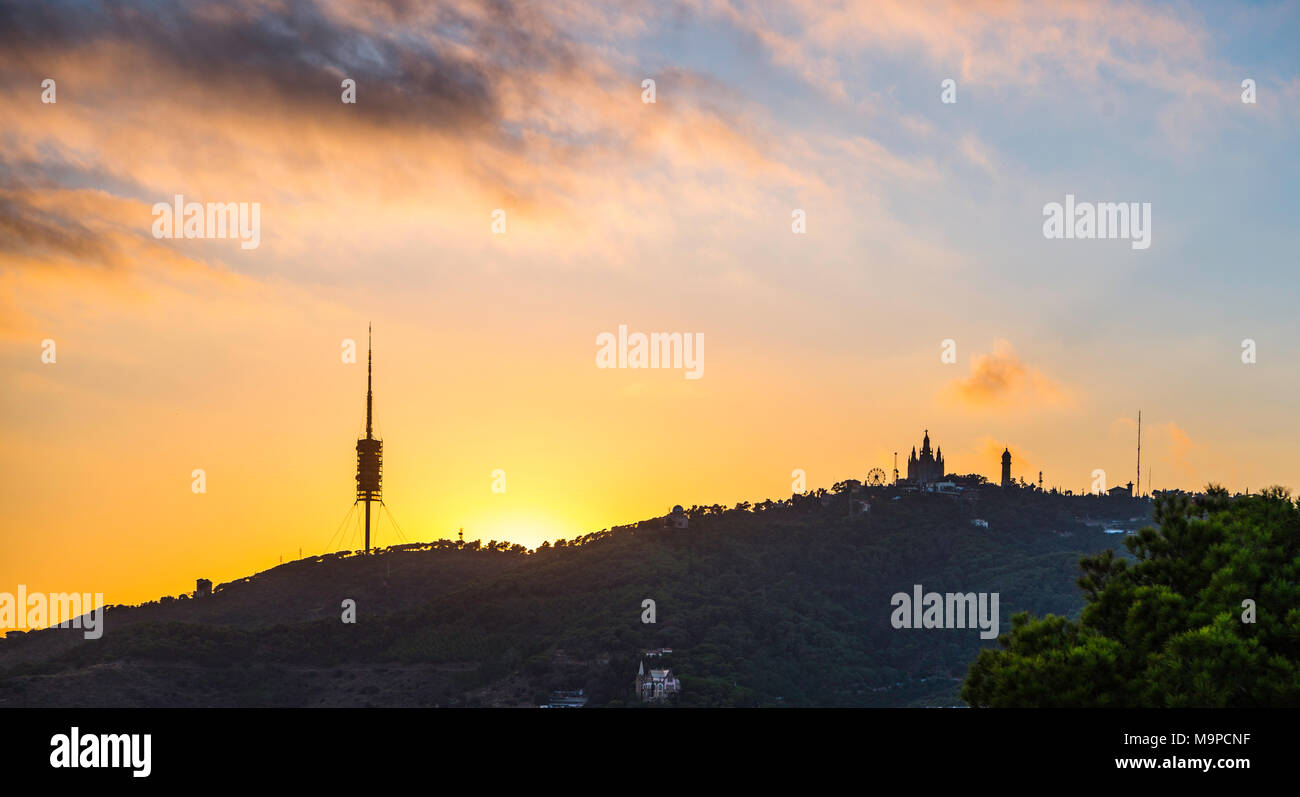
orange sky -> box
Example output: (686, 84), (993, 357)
(2, 0), (1298, 611)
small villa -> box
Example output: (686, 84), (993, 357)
(636, 660), (681, 702)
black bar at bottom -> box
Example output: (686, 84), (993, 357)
(0, 708), (1288, 784)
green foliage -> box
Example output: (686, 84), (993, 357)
(963, 487), (1300, 707)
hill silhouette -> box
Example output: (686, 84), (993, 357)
(0, 487), (1149, 707)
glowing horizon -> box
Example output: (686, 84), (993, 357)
(2, 0), (1298, 610)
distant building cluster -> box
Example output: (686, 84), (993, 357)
(889, 429), (1145, 499)
(909, 414), (1162, 498)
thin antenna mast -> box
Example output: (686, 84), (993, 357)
(1136, 410), (1141, 498)
(366, 324), (373, 438)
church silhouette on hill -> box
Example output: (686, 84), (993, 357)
(906, 430), (945, 486)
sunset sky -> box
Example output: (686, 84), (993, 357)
(2, 0), (1298, 609)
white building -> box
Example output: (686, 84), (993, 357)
(636, 660), (681, 702)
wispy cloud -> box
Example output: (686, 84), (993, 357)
(1162, 421), (1209, 485)
(696, 0), (1218, 95)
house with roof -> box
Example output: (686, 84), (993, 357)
(636, 660), (681, 703)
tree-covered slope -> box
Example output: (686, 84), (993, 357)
(0, 487), (1146, 707)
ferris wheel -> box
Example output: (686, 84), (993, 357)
(866, 468), (887, 487)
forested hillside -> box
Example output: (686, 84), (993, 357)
(0, 487), (1147, 707)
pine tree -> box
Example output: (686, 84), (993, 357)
(963, 485), (1300, 707)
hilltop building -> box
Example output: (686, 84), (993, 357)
(636, 660), (681, 703)
(664, 505), (689, 529)
(906, 430), (945, 486)
(1108, 482), (1134, 498)
(1001, 448), (1012, 488)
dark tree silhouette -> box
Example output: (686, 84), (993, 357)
(963, 485), (1300, 707)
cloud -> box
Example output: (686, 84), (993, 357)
(0, 184), (259, 338)
(696, 0), (1217, 95)
(0, 185), (242, 274)
(943, 340), (1072, 409)
(0, 0), (848, 284)
(0, 0), (505, 133)
(0, 192), (120, 268)
(958, 134), (996, 174)
(1161, 421), (1208, 484)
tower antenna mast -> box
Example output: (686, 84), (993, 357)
(355, 325), (383, 553)
(366, 325), (373, 438)
(1136, 410), (1141, 498)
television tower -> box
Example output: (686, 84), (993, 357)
(355, 325), (382, 553)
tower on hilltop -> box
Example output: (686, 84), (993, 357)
(355, 325), (382, 553)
